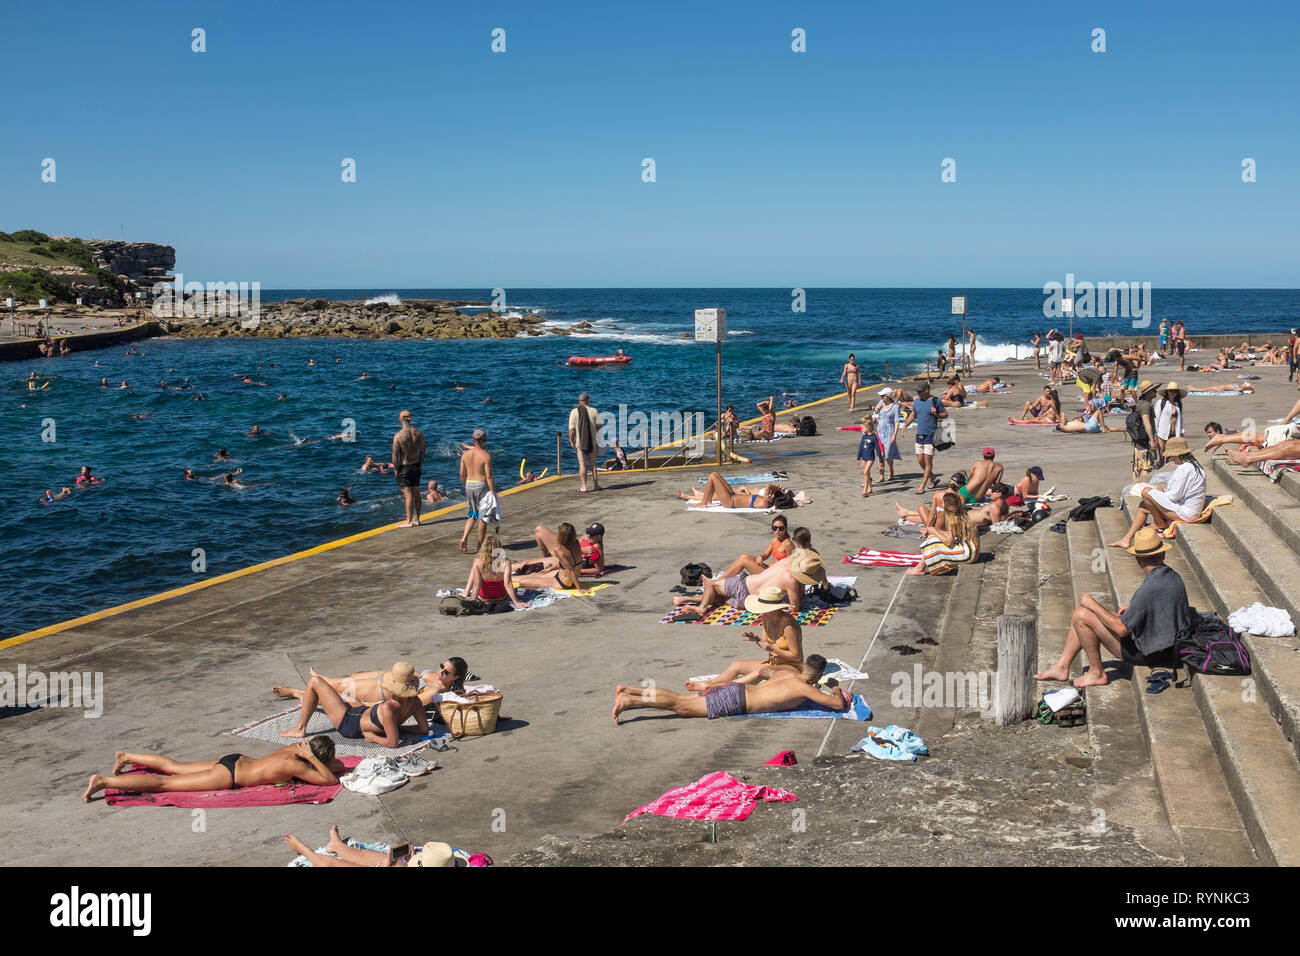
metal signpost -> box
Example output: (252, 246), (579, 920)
(951, 296), (967, 371)
(695, 308), (726, 465)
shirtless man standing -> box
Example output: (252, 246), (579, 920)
(392, 410), (426, 528)
(961, 448), (1004, 503)
(458, 428), (496, 552)
(671, 550), (827, 617)
(612, 654), (848, 724)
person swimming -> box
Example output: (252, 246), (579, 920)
(337, 488), (356, 506)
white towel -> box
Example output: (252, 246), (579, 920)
(1228, 603), (1295, 637)
(686, 503), (778, 513)
(479, 491), (501, 523)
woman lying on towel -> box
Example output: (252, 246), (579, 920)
(903, 493), (980, 576)
(1055, 410), (1126, 434)
(679, 472), (796, 510)
(1108, 437), (1207, 549)
(1007, 405), (1060, 426)
(278, 662), (430, 746)
(284, 826), (463, 867)
(82, 736), (343, 802)
(275, 658), (470, 708)
(509, 524), (587, 591)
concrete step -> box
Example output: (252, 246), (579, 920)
(1094, 508), (1257, 866)
(1057, 516), (1180, 860)
(1036, 524), (1074, 677)
(1003, 532), (1039, 621)
(1275, 467), (1300, 506)
(1211, 457), (1300, 556)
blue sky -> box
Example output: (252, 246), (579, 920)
(2, 0), (1297, 287)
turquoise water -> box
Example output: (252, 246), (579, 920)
(4, 287), (1297, 636)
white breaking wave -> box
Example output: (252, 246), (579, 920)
(951, 339), (1031, 364)
(364, 293), (402, 306)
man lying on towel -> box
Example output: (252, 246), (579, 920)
(612, 654), (848, 724)
(671, 550), (827, 616)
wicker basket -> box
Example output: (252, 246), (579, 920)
(437, 693), (504, 737)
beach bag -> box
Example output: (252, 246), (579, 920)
(439, 596), (508, 616)
(1125, 408), (1150, 447)
(437, 692), (504, 737)
(935, 418), (956, 447)
(680, 562), (712, 587)
(1068, 496), (1111, 522)
(812, 582), (858, 606)
(1177, 612), (1251, 676)
(796, 416), (817, 436)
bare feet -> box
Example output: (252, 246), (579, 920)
(279, 727), (307, 739)
(1032, 665), (1070, 682)
(1226, 447), (1249, 465)
(284, 833), (311, 856)
(903, 564), (926, 576)
(272, 685), (296, 699)
(676, 491), (690, 500)
(326, 824), (347, 854)
(1073, 671), (1109, 689)
(113, 750), (129, 774)
(457, 539), (469, 552)
(1106, 539), (1130, 549)
(83, 774), (104, 803)
(612, 691), (630, 725)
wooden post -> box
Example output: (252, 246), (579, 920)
(555, 431), (562, 477)
(994, 614), (1037, 725)
(884, 360), (889, 381)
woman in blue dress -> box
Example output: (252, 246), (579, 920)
(874, 390), (903, 483)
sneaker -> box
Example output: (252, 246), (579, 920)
(395, 754), (437, 777)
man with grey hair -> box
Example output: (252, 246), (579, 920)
(568, 392), (601, 493)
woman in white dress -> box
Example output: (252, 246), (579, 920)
(1154, 381), (1187, 461)
(1107, 437), (1207, 548)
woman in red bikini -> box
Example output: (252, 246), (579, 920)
(82, 737), (343, 802)
(463, 534), (528, 608)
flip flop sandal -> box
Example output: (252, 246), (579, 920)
(1057, 702), (1088, 726)
(1147, 670), (1175, 682)
(890, 644), (921, 656)
(668, 585), (688, 594)
(1050, 522), (1067, 533)
(1145, 679), (1170, 694)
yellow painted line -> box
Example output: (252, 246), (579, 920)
(2, 390), (854, 650)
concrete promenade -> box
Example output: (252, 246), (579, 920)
(1, 355), (1288, 866)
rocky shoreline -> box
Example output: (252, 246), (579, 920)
(162, 298), (607, 340)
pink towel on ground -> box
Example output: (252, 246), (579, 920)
(843, 548), (922, 567)
(104, 756), (360, 808)
(624, 770), (797, 823)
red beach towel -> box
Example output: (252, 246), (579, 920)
(843, 548), (922, 567)
(624, 770), (797, 823)
(104, 756), (360, 808)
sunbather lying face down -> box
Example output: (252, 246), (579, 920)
(83, 737), (344, 802)
(274, 659), (468, 708)
(612, 655), (848, 723)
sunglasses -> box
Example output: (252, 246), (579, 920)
(772, 524), (787, 531)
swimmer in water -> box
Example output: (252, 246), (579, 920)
(100, 378), (108, 386)
(54, 486), (72, 500)
(424, 479), (445, 504)
(76, 466), (102, 486)
(451, 384), (465, 391)
(118, 381), (129, 389)
(307, 359), (316, 366)
(361, 455), (392, 474)
(277, 393), (288, 401)
(357, 371), (369, 380)
(337, 488), (355, 506)
(215, 448), (231, 461)
(220, 472), (246, 489)
(246, 425), (262, 438)
(184, 468), (197, 480)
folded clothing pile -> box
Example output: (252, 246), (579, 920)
(850, 725), (928, 762)
(1227, 602), (1295, 637)
(341, 754), (438, 795)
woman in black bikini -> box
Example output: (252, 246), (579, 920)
(82, 737), (343, 802)
(279, 664), (429, 747)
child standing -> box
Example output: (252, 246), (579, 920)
(856, 416), (882, 497)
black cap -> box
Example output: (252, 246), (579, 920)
(586, 522), (605, 537)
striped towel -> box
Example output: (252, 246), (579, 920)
(624, 771), (797, 823)
(843, 548), (923, 567)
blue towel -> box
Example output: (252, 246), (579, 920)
(698, 472), (786, 485)
(851, 724), (928, 761)
(737, 694), (872, 721)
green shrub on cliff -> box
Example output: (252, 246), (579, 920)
(11, 229), (50, 244)
(0, 268), (75, 303)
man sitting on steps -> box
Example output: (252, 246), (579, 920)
(1033, 527), (1194, 689)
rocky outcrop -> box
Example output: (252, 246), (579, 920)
(80, 240), (176, 285)
(163, 299), (566, 340)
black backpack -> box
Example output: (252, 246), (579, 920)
(1177, 612), (1252, 676)
(797, 416), (817, 436)
(680, 562), (712, 586)
(1125, 407), (1150, 447)
(1068, 496), (1112, 522)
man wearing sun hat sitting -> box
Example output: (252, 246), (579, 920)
(1033, 527), (1194, 689)
(671, 549), (830, 618)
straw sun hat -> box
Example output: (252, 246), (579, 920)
(1126, 526), (1172, 558)
(1161, 381), (1189, 400)
(409, 841), (457, 867)
(380, 661), (420, 698)
(788, 549), (825, 586)
(1162, 436), (1192, 459)
(743, 585), (794, 615)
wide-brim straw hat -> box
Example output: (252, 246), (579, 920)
(1162, 381), (1189, 400)
(1127, 527), (1172, 557)
(789, 549), (825, 586)
(1137, 380), (1160, 398)
(381, 661), (419, 698)
(410, 841), (456, 867)
(1163, 436), (1192, 458)
(744, 584), (794, 615)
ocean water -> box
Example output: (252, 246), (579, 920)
(4, 287), (1297, 637)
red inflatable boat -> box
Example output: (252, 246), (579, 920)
(567, 355), (632, 366)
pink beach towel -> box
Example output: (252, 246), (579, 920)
(103, 756), (360, 808)
(624, 770), (797, 823)
(843, 548), (922, 567)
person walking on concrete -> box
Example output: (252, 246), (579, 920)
(902, 381), (947, 495)
(569, 392), (601, 493)
(457, 428), (496, 552)
(391, 409), (426, 528)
